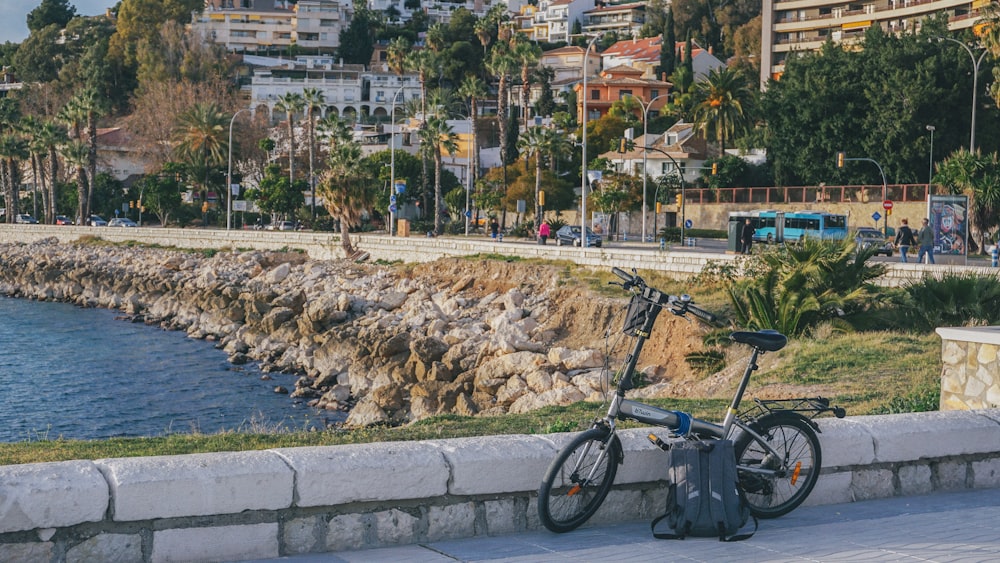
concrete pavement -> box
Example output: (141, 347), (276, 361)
(243, 487), (1000, 562)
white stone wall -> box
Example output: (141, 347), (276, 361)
(937, 327), (1000, 410)
(2, 413), (1000, 561)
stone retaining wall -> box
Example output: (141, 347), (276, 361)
(2, 225), (994, 287)
(937, 327), (1000, 410)
(2, 410), (999, 562)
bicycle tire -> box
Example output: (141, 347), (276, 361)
(537, 427), (621, 533)
(734, 411), (821, 519)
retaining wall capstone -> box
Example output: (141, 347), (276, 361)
(2, 410), (1000, 562)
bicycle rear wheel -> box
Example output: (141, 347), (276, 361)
(537, 427), (621, 533)
(734, 412), (821, 519)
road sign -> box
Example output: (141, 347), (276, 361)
(389, 204), (397, 213)
(465, 210), (471, 218)
(883, 200), (893, 210)
(872, 211), (882, 222)
(685, 219), (693, 229)
(390, 195), (397, 204)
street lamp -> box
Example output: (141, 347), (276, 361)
(389, 85), (404, 237)
(934, 36), (987, 153)
(632, 93), (671, 243)
(641, 144), (685, 243)
(926, 125), (935, 186)
(227, 108), (250, 231)
(464, 113), (473, 236)
(580, 34), (600, 253)
(839, 154), (888, 235)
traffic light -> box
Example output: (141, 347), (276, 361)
(711, 162), (718, 175)
(675, 194), (683, 208)
(836, 152), (845, 168)
(619, 138), (626, 153)
(656, 201), (662, 213)
(129, 200), (134, 209)
(886, 207), (892, 216)
(538, 190), (545, 206)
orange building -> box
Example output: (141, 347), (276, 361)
(573, 65), (672, 122)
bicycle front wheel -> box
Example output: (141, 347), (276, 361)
(537, 427), (621, 533)
(735, 412), (821, 519)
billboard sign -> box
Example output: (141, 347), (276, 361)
(928, 194), (968, 255)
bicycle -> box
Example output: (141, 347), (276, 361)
(537, 267), (845, 533)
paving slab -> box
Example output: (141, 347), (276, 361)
(242, 488), (1000, 563)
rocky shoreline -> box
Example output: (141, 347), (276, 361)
(0, 238), (683, 427)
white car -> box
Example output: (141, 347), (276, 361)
(108, 218), (138, 228)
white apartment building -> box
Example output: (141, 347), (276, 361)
(367, 0), (520, 25)
(192, 0), (351, 53)
(761, 0), (985, 89)
(512, 0), (594, 43)
(583, 2), (645, 39)
(249, 56), (422, 123)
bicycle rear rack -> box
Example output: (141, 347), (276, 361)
(743, 397), (846, 420)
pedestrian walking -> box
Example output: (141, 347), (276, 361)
(916, 217), (935, 264)
(894, 218), (916, 263)
(489, 218), (499, 240)
(538, 220), (550, 245)
(740, 218), (755, 255)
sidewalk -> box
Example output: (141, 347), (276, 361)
(245, 488), (1000, 562)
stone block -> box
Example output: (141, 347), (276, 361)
(935, 459), (969, 490)
(799, 471), (852, 507)
(0, 542), (53, 561)
(816, 418), (877, 467)
(972, 458), (1000, 488)
(152, 523), (279, 563)
(98, 451), (293, 521)
(426, 502), (476, 541)
(850, 468), (894, 501)
(0, 460), (108, 533)
(66, 533), (141, 563)
(425, 434), (555, 495)
(374, 508), (419, 546)
(282, 515), (322, 555)
(898, 464), (933, 497)
(614, 428), (670, 484)
(274, 442), (449, 507)
(845, 411), (1000, 462)
(483, 498), (522, 536)
(325, 513), (368, 552)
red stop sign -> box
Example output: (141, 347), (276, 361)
(883, 200), (893, 210)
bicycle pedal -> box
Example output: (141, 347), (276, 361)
(647, 433), (670, 451)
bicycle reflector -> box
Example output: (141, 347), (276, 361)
(791, 461), (802, 486)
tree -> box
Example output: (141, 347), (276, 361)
(691, 66), (753, 152)
(62, 139), (90, 224)
(419, 114), (459, 234)
(0, 134), (27, 222)
(249, 163), (305, 220)
(934, 149), (1000, 253)
(517, 126), (552, 229)
(27, 0), (76, 34)
(137, 165), (185, 226)
(510, 34), (540, 129)
(35, 120), (67, 223)
(338, 6), (375, 65)
(274, 92), (305, 184)
(487, 44), (517, 226)
(533, 66), (557, 118)
(109, 0), (203, 70)
(659, 8), (676, 78)
(172, 102), (228, 193)
(318, 139), (377, 256)
(302, 88), (326, 218)
(12, 24), (67, 83)
(458, 74), (487, 198)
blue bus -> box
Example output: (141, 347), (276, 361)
(730, 210), (848, 243)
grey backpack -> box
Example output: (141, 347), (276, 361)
(651, 439), (756, 541)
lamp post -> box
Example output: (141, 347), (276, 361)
(642, 144), (685, 243)
(633, 93), (670, 244)
(227, 108), (249, 232)
(580, 34), (600, 253)
(389, 86), (404, 237)
(926, 125), (935, 187)
(465, 113), (473, 236)
(934, 36), (987, 153)
(839, 154), (888, 235)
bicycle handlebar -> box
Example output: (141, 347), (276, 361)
(612, 268), (718, 324)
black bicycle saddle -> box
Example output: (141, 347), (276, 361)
(730, 329), (787, 352)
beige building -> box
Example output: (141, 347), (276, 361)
(761, 0), (986, 88)
(192, 0), (351, 53)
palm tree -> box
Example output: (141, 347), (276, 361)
(36, 120), (67, 223)
(62, 140), (90, 224)
(406, 49), (441, 211)
(419, 114), (459, 235)
(0, 134), (27, 222)
(934, 149), (1000, 253)
(458, 74), (487, 215)
(510, 34), (541, 130)
(486, 46), (518, 226)
(691, 66), (753, 152)
(303, 88), (326, 218)
(317, 114), (352, 150)
(76, 86), (106, 219)
(317, 138), (376, 256)
(275, 92), (305, 184)
(19, 115), (44, 219)
(518, 126), (548, 230)
(386, 37), (410, 77)
(173, 102), (229, 196)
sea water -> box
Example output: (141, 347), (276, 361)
(0, 296), (330, 442)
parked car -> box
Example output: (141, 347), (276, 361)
(55, 215), (74, 225)
(854, 227), (893, 256)
(265, 220), (296, 231)
(108, 218), (138, 228)
(15, 214), (39, 224)
(88, 215), (108, 227)
(555, 225), (602, 248)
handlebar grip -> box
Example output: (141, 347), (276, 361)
(611, 267), (632, 282)
(686, 304), (718, 324)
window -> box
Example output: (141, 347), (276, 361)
(590, 89), (600, 100)
(619, 89), (632, 99)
